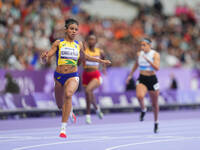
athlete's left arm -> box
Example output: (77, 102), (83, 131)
(144, 52), (160, 71)
(100, 49), (107, 74)
(79, 42), (111, 65)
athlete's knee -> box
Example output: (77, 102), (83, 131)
(137, 94), (144, 100)
(65, 90), (73, 99)
(152, 102), (158, 109)
(85, 87), (92, 95)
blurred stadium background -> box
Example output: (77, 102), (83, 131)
(0, 0), (200, 119)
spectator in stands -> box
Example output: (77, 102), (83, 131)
(169, 74), (178, 90)
(0, 0), (199, 69)
(4, 73), (20, 94)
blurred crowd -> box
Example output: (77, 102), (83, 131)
(0, 0), (200, 70)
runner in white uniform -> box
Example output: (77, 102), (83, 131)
(126, 38), (160, 133)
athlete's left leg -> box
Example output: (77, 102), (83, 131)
(86, 79), (100, 108)
(59, 77), (79, 138)
(149, 90), (159, 133)
(85, 78), (103, 124)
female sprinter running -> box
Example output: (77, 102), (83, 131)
(82, 33), (106, 124)
(41, 18), (111, 138)
(126, 38), (160, 133)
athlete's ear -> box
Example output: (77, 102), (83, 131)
(64, 26), (68, 32)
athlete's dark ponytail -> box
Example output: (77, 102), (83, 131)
(65, 18), (79, 29)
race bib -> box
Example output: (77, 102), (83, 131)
(85, 56), (99, 66)
(136, 80), (140, 85)
(153, 83), (159, 90)
(60, 47), (79, 60)
(85, 61), (99, 66)
(74, 77), (79, 83)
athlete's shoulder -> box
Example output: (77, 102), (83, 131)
(137, 50), (142, 56)
(151, 49), (158, 53)
(99, 48), (104, 53)
(153, 49), (159, 55)
(59, 38), (65, 42)
(53, 39), (60, 46)
(152, 50), (160, 58)
(78, 41), (84, 50)
(95, 47), (101, 51)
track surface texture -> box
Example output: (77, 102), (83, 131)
(0, 110), (200, 150)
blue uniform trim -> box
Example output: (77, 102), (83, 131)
(60, 38), (64, 42)
(54, 71), (79, 86)
(139, 65), (154, 71)
(56, 46), (59, 66)
(74, 40), (79, 44)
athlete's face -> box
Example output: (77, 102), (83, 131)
(65, 23), (79, 40)
(141, 41), (151, 52)
(88, 35), (97, 47)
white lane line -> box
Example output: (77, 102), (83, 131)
(0, 136), (32, 139)
(105, 136), (200, 150)
(0, 132), (186, 143)
(10, 135), (169, 150)
(0, 134), (142, 143)
(12, 138), (106, 150)
(0, 136), (58, 143)
(1, 118), (200, 136)
(2, 125), (200, 143)
(1, 118), (200, 134)
(0, 134), (103, 143)
(4, 123), (200, 137)
(12, 135), (200, 150)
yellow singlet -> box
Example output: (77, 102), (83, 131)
(84, 47), (101, 69)
(56, 38), (80, 66)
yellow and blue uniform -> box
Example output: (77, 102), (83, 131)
(54, 38), (80, 86)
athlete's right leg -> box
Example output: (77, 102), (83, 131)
(149, 90), (159, 133)
(136, 83), (148, 121)
(85, 88), (92, 124)
(54, 80), (64, 109)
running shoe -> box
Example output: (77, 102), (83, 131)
(69, 112), (76, 124)
(59, 132), (67, 138)
(140, 111), (146, 121)
(86, 115), (92, 124)
(154, 123), (159, 133)
(97, 111), (104, 119)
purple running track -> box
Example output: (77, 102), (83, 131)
(0, 110), (200, 150)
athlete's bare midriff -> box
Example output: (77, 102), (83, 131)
(56, 65), (78, 74)
(84, 67), (98, 72)
(140, 70), (156, 76)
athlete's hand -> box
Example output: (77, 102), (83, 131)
(101, 59), (111, 65)
(40, 51), (48, 64)
(126, 75), (132, 85)
(102, 67), (107, 75)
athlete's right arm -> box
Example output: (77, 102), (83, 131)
(79, 42), (111, 65)
(126, 52), (139, 84)
(40, 40), (60, 63)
